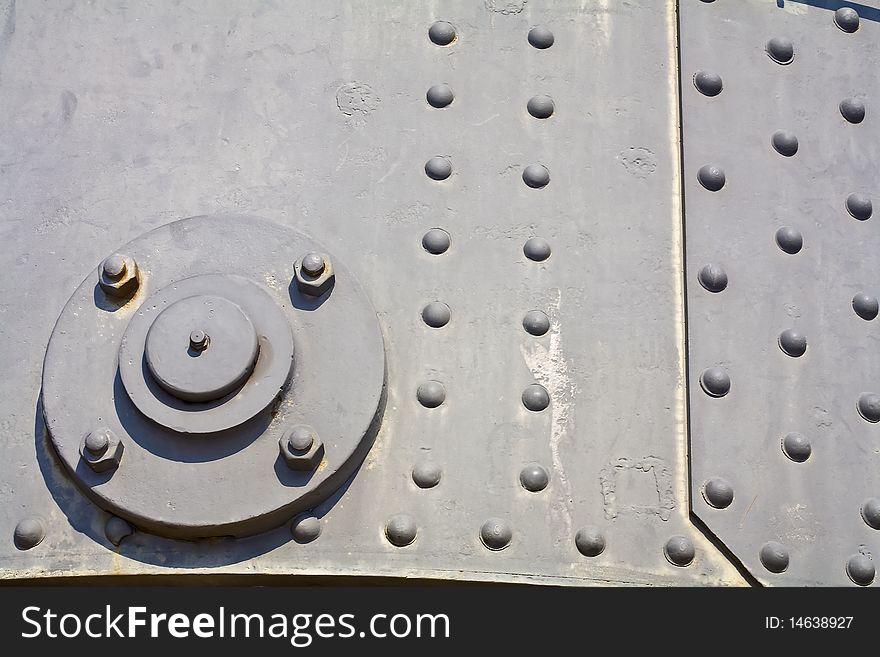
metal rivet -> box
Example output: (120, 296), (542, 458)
(417, 380), (446, 408)
(664, 536), (695, 567)
(840, 98), (865, 124)
(301, 252), (325, 276)
(522, 383), (550, 411)
(412, 462), (442, 489)
(287, 425), (316, 453)
(527, 26), (554, 49)
(385, 514), (417, 547)
(13, 516), (45, 551)
(852, 293), (879, 321)
(860, 498), (880, 530)
(834, 7), (860, 33)
(523, 237), (551, 262)
(426, 84), (454, 108)
(781, 432), (811, 463)
(846, 554), (875, 586)
(527, 95), (554, 119)
(766, 37), (794, 65)
(697, 164), (725, 191)
(105, 516), (133, 546)
(102, 254), (127, 280)
(698, 264), (727, 293)
(760, 541), (790, 573)
(291, 514), (322, 544)
(775, 226), (803, 254)
(846, 193), (872, 221)
(422, 228), (450, 255)
(522, 310), (550, 336)
(778, 329), (807, 357)
(519, 463), (549, 492)
(703, 477), (734, 509)
(693, 70), (723, 96)
(428, 21), (456, 46)
(522, 164), (550, 189)
(425, 156), (452, 181)
(480, 518), (512, 551)
(574, 526), (606, 557)
(771, 130), (798, 157)
(857, 393), (880, 423)
(84, 429), (110, 456)
(422, 301), (451, 328)
(700, 367), (730, 397)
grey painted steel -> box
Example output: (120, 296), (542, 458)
(0, 0), (745, 585)
(143, 293), (261, 403)
(116, 273), (295, 433)
(41, 216), (386, 538)
(681, 0), (880, 585)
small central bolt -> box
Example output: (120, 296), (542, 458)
(287, 426), (315, 453)
(189, 330), (209, 352)
(84, 430), (110, 456)
(102, 254), (127, 280)
(301, 252), (325, 277)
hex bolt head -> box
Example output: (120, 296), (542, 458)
(294, 253), (335, 297)
(280, 425), (324, 470)
(79, 428), (124, 473)
(98, 254), (139, 299)
(189, 329), (209, 352)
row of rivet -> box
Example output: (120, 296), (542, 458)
(699, 2), (862, 35)
(411, 21), (573, 556)
(695, 3), (876, 586)
(425, 22), (554, 189)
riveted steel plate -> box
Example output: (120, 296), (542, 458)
(0, 0), (748, 585)
(681, 0), (880, 585)
(41, 215), (386, 538)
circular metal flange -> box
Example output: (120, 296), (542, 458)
(42, 215), (386, 539)
(119, 275), (293, 433)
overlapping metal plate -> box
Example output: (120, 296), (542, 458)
(680, 0), (880, 585)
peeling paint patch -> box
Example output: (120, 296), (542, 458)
(520, 289), (577, 539)
(600, 456), (675, 521)
(485, 0), (525, 15)
(617, 147), (657, 178)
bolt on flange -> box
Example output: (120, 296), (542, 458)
(294, 252), (335, 297)
(79, 427), (124, 473)
(279, 425), (324, 471)
(98, 253), (139, 299)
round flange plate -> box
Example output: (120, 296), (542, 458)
(119, 275), (294, 432)
(41, 215), (386, 539)
(144, 293), (260, 403)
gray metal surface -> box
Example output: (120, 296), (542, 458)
(0, 0), (746, 585)
(8, 0), (875, 587)
(41, 215), (385, 539)
(681, 0), (879, 585)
